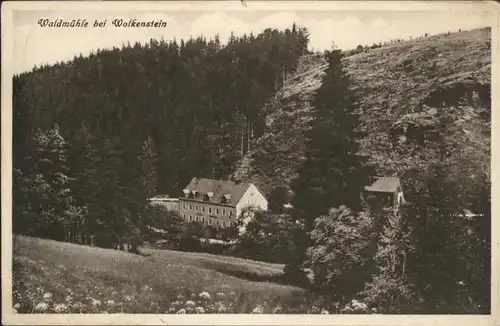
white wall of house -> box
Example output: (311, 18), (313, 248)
(236, 184), (268, 218)
(179, 200), (237, 228)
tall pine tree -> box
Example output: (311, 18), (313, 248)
(291, 49), (370, 228)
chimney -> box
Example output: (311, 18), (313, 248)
(182, 189), (190, 198)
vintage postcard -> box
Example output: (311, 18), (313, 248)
(2, 1), (499, 325)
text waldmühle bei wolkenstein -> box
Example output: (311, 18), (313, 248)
(37, 18), (168, 28)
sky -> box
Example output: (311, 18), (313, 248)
(11, 3), (495, 75)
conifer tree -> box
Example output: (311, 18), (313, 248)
(361, 208), (415, 313)
(291, 49), (370, 228)
(31, 124), (74, 240)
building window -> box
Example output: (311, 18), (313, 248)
(202, 206), (205, 212)
(189, 216), (192, 221)
(216, 208), (220, 214)
(222, 221), (226, 227)
(222, 209), (225, 216)
(229, 210), (232, 216)
(183, 204), (186, 209)
(208, 219), (212, 225)
(189, 204), (193, 210)
(209, 207), (212, 213)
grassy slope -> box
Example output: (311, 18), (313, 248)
(233, 27), (491, 194)
(13, 235), (308, 313)
(347, 27), (491, 171)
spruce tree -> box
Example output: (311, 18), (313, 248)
(291, 49), (370, 228)
(31, 124), (74, 240)
(361, 208), (415, 313)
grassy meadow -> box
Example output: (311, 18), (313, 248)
(12, 235), (329, 314)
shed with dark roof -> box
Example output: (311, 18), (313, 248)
(363, 176), (405, 206)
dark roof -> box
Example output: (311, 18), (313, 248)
(364, 177), (402, 193)
(183, 177), (251, 206)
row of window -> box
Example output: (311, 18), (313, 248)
(182, 203), (233, 217)
(182, 214), (233, 227)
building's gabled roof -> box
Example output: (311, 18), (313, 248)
(364, 177), (402, 193)
(183, 177), (251, 206)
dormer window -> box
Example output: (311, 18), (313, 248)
(222, 194), (231, 203)
(206, 192), (214, 201)
(182, 189), (191, 198)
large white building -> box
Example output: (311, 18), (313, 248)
(149, 177), (268, 229)
(179, 177), (268, 228)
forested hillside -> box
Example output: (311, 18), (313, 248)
(13, 24), (310, 245)
(233, 27), (491, 313)
(234, 27), (491, 198)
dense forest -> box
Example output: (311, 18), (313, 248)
(13, 24), (309, 245)
(12, 25), (491, 314)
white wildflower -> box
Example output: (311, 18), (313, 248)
(321, 309), (329, 315)
(195, 306), (205, 314)
(310, 306), (320, 313)
(54, 303), (69, 313)
(71, 302), (85, 312)
(124, 295), (135, 303)
(42, 292), (53, 301)
(272, 306), (283, 314)
(13, 303), (21, 309)
(216, 292), (225, 299)
(185, 300), (196, 307)
(216, 302), (228, 313)
(176, 308), (186, 314)
(342, 305), (354, 313)
(252, 305), (264, 314)
(106, 299), (116, 306)
(91, 298), (101, 307)
(33, 302), (49, 313)
(352, 300), (367, 311)
(199, 291), (211, 300)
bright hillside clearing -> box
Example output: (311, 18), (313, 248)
(12, 235), (312, 313)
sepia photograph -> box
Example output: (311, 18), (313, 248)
(1, 1), (499, 325)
